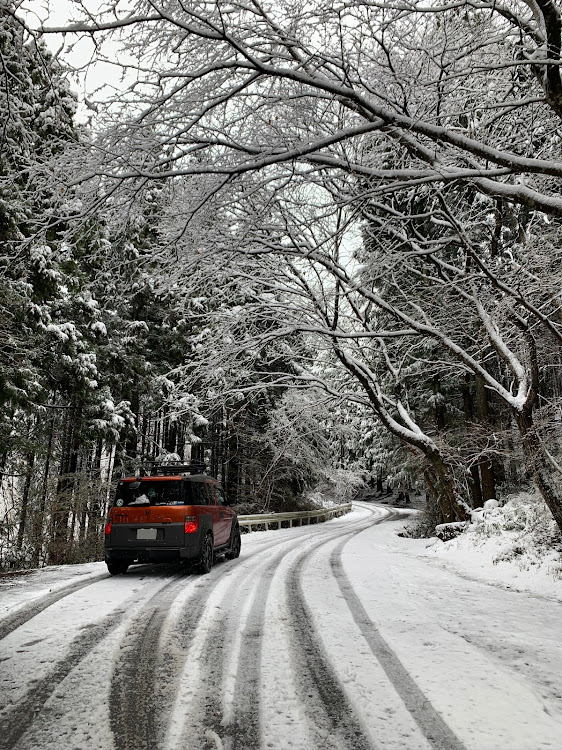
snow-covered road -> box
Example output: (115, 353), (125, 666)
(1, 503), (561, 750)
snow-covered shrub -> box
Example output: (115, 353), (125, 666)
(399, 493), (442, 538)
(463, 489), (562, 575)
(435, 521), (469, 542)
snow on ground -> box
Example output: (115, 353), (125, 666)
(0, 561), (105, 620)
(345, 503), (562, 749)
(1, 501), (562, 750)
(413, 489), (562, 602)
(420, 531), (562, 601)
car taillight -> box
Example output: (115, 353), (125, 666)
(184, 515), (198, 534)
(104, 522), (112, 535)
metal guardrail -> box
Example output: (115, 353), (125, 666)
(237, 503), (352, 532)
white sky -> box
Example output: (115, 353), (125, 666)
(20, 0), (129, 123)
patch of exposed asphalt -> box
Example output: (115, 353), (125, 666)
(0, 606), (126, 750)
(330, 525), (468, 750)
(0, 573), (109, 641)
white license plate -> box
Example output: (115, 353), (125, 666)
(137, 528), (157, 540)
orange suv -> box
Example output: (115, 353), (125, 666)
(104, 463), (241, 575)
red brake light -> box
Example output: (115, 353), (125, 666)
(104, 522), (112, 535)
(184, 515), (198, 534)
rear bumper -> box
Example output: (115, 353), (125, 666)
(105, 521), (209, 563)
(105, 543), (200, 563)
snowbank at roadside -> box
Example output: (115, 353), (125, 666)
(404, 488), (562, 601)
(0, 562), (105, 620)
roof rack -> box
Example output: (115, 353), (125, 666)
(144, 461), (207, 476)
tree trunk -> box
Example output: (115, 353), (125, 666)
(154, 411), (161, 456)
(140, 406), (148, 462)
(226, 431), (240, 505)
(433, 375), (446, 431)
(425, 447), (470, 523)
(32, 414), (55, 567)
(461, 375), (483, 508)
(165, 411), (178, 455)
(86, 439), (104, 559)
(475, 375), (497, 502)
(76, 449), (90, 550)
(49, 406), (81, 565)
(515, 409), (562, 533)
(331, 344), (469, 527)
(16, 453), (35, 552)
(125, 390), (139, 461)
(479, 458), (496, 502)
(176, 421), (186, 463)
(209, 409), (222, 479)
(0, 449), (8, 489)
(423, 469), (445, 527)
(0, 407), (15, 488)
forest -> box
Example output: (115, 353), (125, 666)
(1, 0), (562, 568)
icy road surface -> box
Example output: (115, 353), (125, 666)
(1, 503), (561, 750)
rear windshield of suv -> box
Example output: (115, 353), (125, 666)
(115, 480), (184, 507)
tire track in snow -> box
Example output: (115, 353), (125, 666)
(223, 507), (387, 750)
(0, 607), (125, 750)
(0, 570), (190, 750)
(0, 563), (171, 641)
(224, 574), (272, 750)
(0, 572), (109, 641)
(279, 505), (399, 750)
(0, 506), (378, 750)
(213, 549), (290, 750)
(169, 535), (325, 750)
(234, 504), (386, 750)
(109, 570), (207, 750)
(171, 567), (257, 750)
(329, 523), (468, 750)
(167, 513), (382, 750)
(110, 536), (288, 750)
(286, 543), (375, 749)
(154, 562), (242, 750)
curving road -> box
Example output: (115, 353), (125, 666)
(1, 503), (561, 750)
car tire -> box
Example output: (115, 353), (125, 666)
(198, 533), (214, 574)
(106, 560), (129, 575)
(226, 525), (241, 560)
